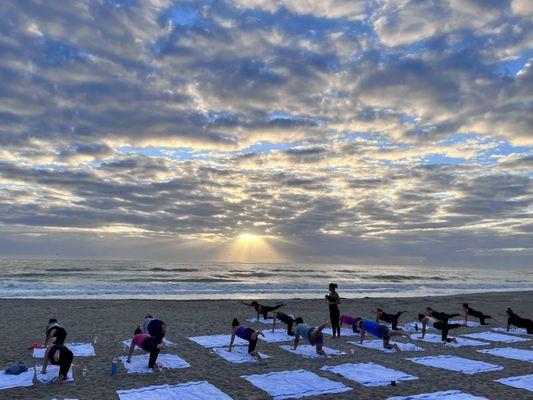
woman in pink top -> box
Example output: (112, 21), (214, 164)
(127, 327), (165, 371)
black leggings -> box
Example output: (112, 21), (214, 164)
(147, 319), (165, 343)
(329, 305), (340, 336)
(277, 313), (295, 336)
(380, 312), (403, 330)
(49, 345), (73, 378)
(469, 309), (491, 325)
(434, 321), (461, 342)
(141, 337), (161, 368)
(508, 314), (533, 334)
(260, 304), (283, 319)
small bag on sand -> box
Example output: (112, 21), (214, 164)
(5, 362), (28, 375)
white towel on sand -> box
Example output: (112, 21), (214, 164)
(449, 320), (481, 327)
(387, 390), (489, 399)
(323, 327), (359, 337)
(492, 327), (531, 336)
(349, 340), (424, 353)
(33, 343), (95, 358)
(123, 338), (174, 349)
(119, 354), (190, 374)
(495, 374), (533, 393)
(410, 333), (487, 347)
(462, 331), (529, 343)
(212, 346), (269, 363)
(478, 347), (533, 362)
(0, 365), (74, 390)
(407, 355), (503, 375)
(402, 322), (434, 333)
(321, 362), (418, 386)
(259, 329), (294, 342)
(279, 345), (345, 358)
(117, 381), (232, 400)
(246, 315), (294, 324)
(242, 369), (352, 399)
(188, 334), (247, 348)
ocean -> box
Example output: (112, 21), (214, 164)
(0, 259), (531, 300)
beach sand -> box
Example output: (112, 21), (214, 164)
(1, 291), (532, 399)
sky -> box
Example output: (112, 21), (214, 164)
(0, 0), (531, 267)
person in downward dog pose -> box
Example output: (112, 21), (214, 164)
(325, 283), (341, 337)
(376, 307), (406, 330)
(127, 327), (165, 371)
(44, 319), (68, 346)
(241, 301), (284, 321)
(272, 311), (295, 336)
(426, 307), (459, 323)
(506, 308), (533, 334)
(418, 313), (461, 343)
(229, 319), (264, 360)
(41, 343), (73, 385)
(462, 304), (493, 326)
(340, 315), (361, 333)
(293, 318), (330, 356)
(141, 314), (167, 343)
(358, 319), (410, 351)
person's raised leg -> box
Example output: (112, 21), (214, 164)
(311, 322), (330, 339)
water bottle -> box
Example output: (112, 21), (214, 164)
(111, 358), (118, 375)
(93, 336), (98, 344)
(82, 366), (87, 377)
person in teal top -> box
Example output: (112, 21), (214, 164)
(293, 318), (330, 356)
(358, 319), (410, 351)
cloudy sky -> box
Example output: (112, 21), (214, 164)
(0, 0), (531, 267)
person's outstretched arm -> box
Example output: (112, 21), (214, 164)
(421, 319), (427, 338)
(127, 340), (136, 363)
(464, 310), (468, 325)
(359, 327), (366, 344)
(41, 347), (51, 374)
(272, 313), (277, 332)
(228, 332), (235, 352)
(44, 329), (55, 347)
(293, 334), (300, 350)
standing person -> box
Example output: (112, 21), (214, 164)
(462, 304), (493, 326)
(293, 318), (330, 356)
(241, 301), (284, 320)
(229, 319), (264, 360)
(44, 319), (67, 346)
(326, 283), (341, 337)
(272, 311), (295, 336)
(418, 313), (461, 343)
(127, 327), (165, 371)
(141, 314), (167, 343)
(376, 308), (406, 330)
(41, 343), (73, 385)
(426, 307), (459, 322)
(506, 308), (533, 334)
(357, 319), (410, 351)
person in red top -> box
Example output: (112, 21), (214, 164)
(127, 327), (165, 371)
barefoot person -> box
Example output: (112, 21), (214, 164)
(418, 313), (461, 343)
(507, 308), (533, 334)
(426, 307), (459, 322)
(293, 318), (330, 356)
(462, 304), (493, 326)
(357, 319), (410, 351)
(141, 314), (167, 343)
(326, 283), (341, 337)
(241, 301), (284, 321)
(41, 343), (73, 385)
(44, 319), (67, 346)
(272, 311), (295, 336)
(340, 315), (361, 333)
(229, 319), (264, 360)
(127, 327), (165, 371)
(376, 308), (406, 330)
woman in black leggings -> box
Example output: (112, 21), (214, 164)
(127, 327), (165, 371)
(44, 319), (67, 346)
(376, 308), (406, 330)
(41, 344), (73, 384)
(241, 301), (284, 320)
(272, 311), (295, 336)
(418, 314), (461, 343)
(507, 308), (533, 334)
(462, 304), (492, 325)
(326, 283), (341, 337)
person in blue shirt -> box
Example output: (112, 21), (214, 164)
(358, 319), (410, 351)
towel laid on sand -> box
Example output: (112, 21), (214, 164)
(119, 354), (190, 374)
(123, 338), (174, 349)
(212, 346), (269, 363)
(117, 381), (232, 400)
(349, 340), (424, 353)
(387, 390), (489, 400)
(279, 345), (345, 359)
(259, 329), (293, 342)
(242, 369), (352, 399)
(321, 362), (418, 387)
(0, 365), (73, 390)
(410, 333), (487, 347)
(492, 327), (531, 336)
(246, 315), (294, 324)
(402, 322), (434, 332)
(449, 320), (481, 327)
(188, 334), (247, 348)
(407, 355), (503, 375)
(323, 327), (359, 337)
(462, 332), (529, 343)
(495, 374), (533, 393)
(33, 343), (95, 358)
(478, 347), (533, 362)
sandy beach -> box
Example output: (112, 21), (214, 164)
(1, 291), (532, 400)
